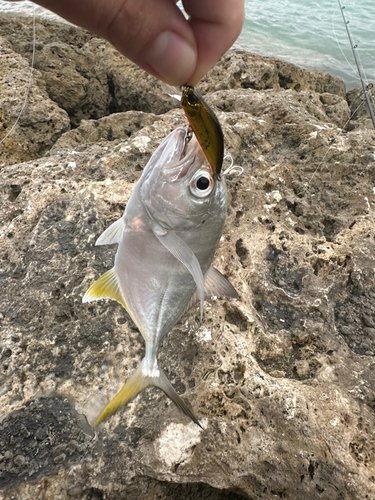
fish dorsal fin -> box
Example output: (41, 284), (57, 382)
(183, 266), (238, 315)
(96, 218), (124, 246)
(82, 268), (125, 308)
(152, 226), (205, 322)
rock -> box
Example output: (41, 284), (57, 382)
(207, 87), (350, 129)
(1, 15), (375, 500)
(0, 16), (178, 130)
(346, 86), (375, 130)
(199, 49), (346, 97)
(52, 110), (162, 150)
(96, 42), (179, 117)
(0, 35), (70, 166)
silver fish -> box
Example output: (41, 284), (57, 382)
(83, 128), (237, 426)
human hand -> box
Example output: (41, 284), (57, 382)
(22, 0), (244, 86)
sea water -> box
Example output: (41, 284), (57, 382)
(0, 0), (374, 90)
(237, 0), (375, 90)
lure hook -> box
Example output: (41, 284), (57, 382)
(221, 154), (244, 178)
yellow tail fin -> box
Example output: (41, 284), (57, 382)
(96, 362), (201, 428)
(96, 367), (151, 425)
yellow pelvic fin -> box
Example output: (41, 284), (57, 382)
(82, 268), (150, 343)
(82, 268), (126, 309)
(96, 368), (152, 425)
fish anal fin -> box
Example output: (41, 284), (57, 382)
(83, 269), (150, 343)
(182, 266), (238, 315)
(82, 268), (125, 309)
(204, 266), (238, 299)
(96, 218), (124, 246)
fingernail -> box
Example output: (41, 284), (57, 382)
(144, 31), (196, 85)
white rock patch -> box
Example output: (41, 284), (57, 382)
(196, 326), (212, 342)
(133, 135), (151, 152)
(157, 422), (201, 468)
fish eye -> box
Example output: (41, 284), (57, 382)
(189, 170), (214, 198)
(187, 91), (198, 106)
(197, 176), (210, 190)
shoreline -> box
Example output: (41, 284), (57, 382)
(0, 10), (364, 92)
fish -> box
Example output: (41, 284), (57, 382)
(83, 127), (237, 427)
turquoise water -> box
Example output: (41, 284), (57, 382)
(237, 0), (375, 89)
(0, 0), (374, 89)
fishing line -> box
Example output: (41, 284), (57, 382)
(355, 43), (371, 89)
(0, 14), (36, 147)
(296, 91), (369, 197)
(298, 2), (375, 195)
(330, 7), (372, 117)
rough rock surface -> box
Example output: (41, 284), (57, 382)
(0, 16), (178, 132)
(199, 49), (347, 97)
(1, 15), (375, 500)
(0, 33), (70, 167)
(347, 86), (375, 130)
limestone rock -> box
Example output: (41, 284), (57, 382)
(0, 16), (178, 129)
(208, 87), (351, 129)
(0, 35), (70, 167)
(1, 15), (375, 500)
(199, 49), (346, 97)
(346, 86), (375, 130)
(52, 111), (162, 150)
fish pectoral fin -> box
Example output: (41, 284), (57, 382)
(82, 268), (126, 309)
(153, 227), (205, 322)
(182, 266), (238, 315)
(204, 266), (238, 299)
(96, 218), (124, 246)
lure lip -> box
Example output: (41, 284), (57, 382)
(181, 86), (224, 176)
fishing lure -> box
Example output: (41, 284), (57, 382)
(162, 83), (225, 175)
(181, 86), (225, 175)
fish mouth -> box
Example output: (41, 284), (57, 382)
(179, 126), (193, 160)
(159, 128), (211, 183)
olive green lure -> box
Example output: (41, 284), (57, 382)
(181, 86), (224, 175)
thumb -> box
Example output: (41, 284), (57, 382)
(33, 0), (197, 85)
